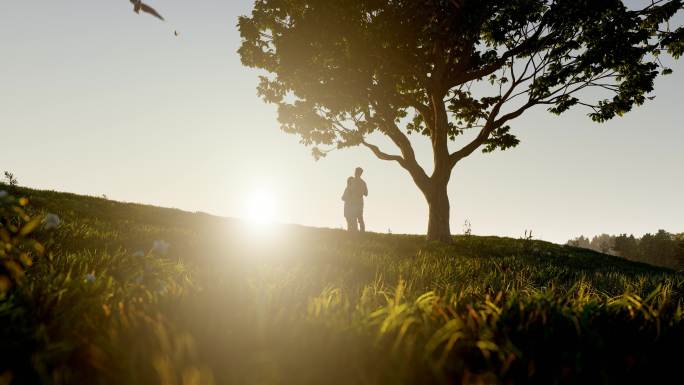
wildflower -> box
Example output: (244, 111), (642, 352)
(132, 250), (145, 257)
(0, 190), (7, 199)
(151, 240), (170, 255)
(84, 273), (96, 283)
(43, 213), (61, 230)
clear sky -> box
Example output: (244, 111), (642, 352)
(1, 0), (682, 243)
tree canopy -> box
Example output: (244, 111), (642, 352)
(240, 0), (682, 155)
(238, 0), (683, 240)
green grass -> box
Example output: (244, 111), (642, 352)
(1, 186), (683, 385)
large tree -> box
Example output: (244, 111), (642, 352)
(238, 0), (684, 241)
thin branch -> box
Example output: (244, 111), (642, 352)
(361, 140), (406, 165)
(449, 21), (550, 88)
(448, 74), (525, 166)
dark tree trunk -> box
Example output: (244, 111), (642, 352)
(423, 90), (454, 243)
(425, 182), (451, 242)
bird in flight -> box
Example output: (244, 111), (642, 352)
(130, 0), (164, 21)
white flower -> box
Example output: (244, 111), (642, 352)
(84, 273), (96, 283)
(43, 213), (61, 230)
(132, 250), (145, 257)
(151, 240), (170, 255)
(0, 190), (7, 199)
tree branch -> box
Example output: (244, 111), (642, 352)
(448, 72), (528, 166)
(449, 22), (549, 88)
(362, 104), (431, 188)
(361, 140), (405, 164)
(405, 98), (435, 134)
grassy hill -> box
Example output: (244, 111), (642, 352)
(1, 186), (682, 385)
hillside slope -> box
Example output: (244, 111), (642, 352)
(15, 186), (677, 271)
(1, 186), (682, 385)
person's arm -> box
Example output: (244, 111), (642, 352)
(363, 181), (368, 197)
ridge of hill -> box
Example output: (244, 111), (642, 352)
(10, 185), (672, 273)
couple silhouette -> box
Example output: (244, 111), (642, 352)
(341, 167), (368, 232)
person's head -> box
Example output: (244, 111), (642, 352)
(347, 176), (354, 187)
(355, 167), (363, 178)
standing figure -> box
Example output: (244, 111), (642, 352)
(352, 167), (368, 233)
(341, 176), (359, 232)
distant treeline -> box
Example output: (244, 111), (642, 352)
(567, 230), (684, 269)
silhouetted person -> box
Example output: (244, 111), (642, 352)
(341, 177), (359, 232)
(352, 167), (368, 232)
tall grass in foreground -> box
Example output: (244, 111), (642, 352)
(1, 187), (683, 385)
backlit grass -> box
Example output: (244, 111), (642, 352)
(1, 186), (682, 385)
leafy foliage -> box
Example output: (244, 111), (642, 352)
(239, 0), (683, 159)
(0, 191), (45, 298)
(3, 171), (18, 187)
(568, 230), (684, 269)
(239, 1), (684, 240)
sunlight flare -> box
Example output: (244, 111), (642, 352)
(245, 189), (277, 225)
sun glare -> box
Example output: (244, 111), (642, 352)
(246, 189), (277, 225)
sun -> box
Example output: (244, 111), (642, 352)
(245, 189), (277, 225)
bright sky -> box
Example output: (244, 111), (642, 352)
(1, 0), (682, 243)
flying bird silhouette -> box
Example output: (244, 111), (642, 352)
(130, 0), (164, 21)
